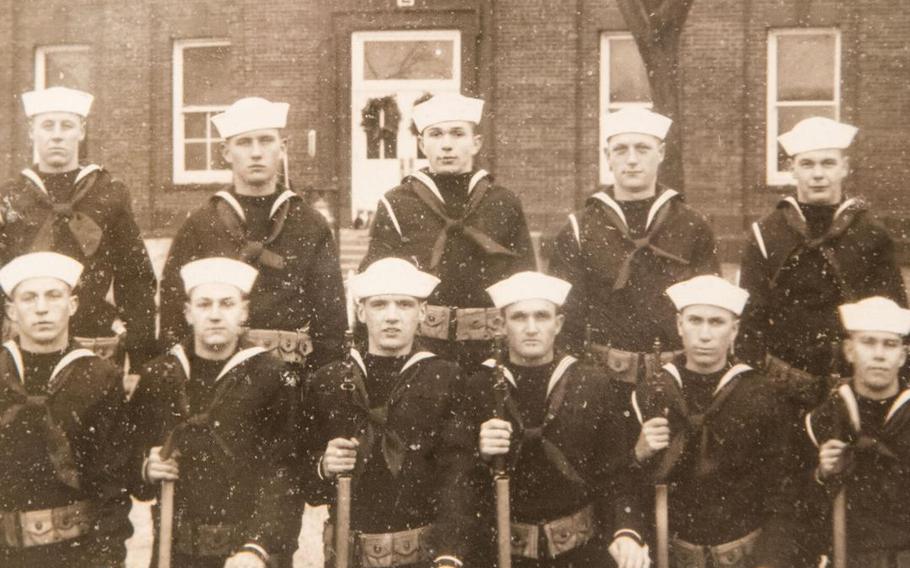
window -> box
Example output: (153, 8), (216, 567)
(173, 39), (233, 185)
(35, 45), (93, 161)
(599, 33), (652, 185)
(767, 29), (841, 186)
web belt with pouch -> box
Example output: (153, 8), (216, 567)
(74, 335), (121, 361)
(174, 521), (240, 557)
(324, 523), (433, 567)
(419, 305), (503, 342)
(589, 343), (681, 384)
(244, 328), (313, 364)
(671, 528), (761, 568)
(0, 500), (94, 548)
(510, 504), (596, 559)
(764, 354), (832, 408)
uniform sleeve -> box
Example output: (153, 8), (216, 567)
(549, 218), (588, 356)
(736, 231), (772, 367)
(433, 366), (482, 560)
(125, 364), (177, 501)
(108, 181), (160, 366)
(860, 227), (908, 307)
(506, 194), (537, 272)
(690, 213), (720, 276)
(159, 215), (196, 348)
(360, 198), (403, 271)
(244, 370), (306, 556)
(600, 380), (646, 543)
(304, 222), (347, 370)
(297, 370), (337, 506)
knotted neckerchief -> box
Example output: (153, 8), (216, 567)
(0, 342), (96, 489)
(772, 197), (865, 298)
(808, 384), (910, 474)
(407, 171), (518, 272)
(590, 190), (690, 291)
(160, 345), (267, 462)
(491, 356), (587, 486)
(213, 190), (295, 270)
(636, 362), (752, 482)
(344, 350), (434, 477)
(23, 166), (104, 257)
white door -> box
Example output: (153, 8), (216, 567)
(351, 30), (461, 222)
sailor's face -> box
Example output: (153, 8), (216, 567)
(504, 299), (563, 364)
(845, 331), (905, 395)
(606, 133), (664, 195)
(677, 304), (738, 373)
(418, 121), (481, 175)
(5, 277), (77, 347)
(357, 295), (424, 356)
(29, 112), (85, 172)
(185, 283), (247, 349)
(222, 128), (286, 187)
(791, 148), (849, 205)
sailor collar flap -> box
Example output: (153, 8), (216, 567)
(21, 164), (102, 196)
(169, 343), (269, 383)
(588, 187), (680, 234)
(481, 355), (578, 398)
(805, 383), (910, 448)
(631, 362), (753, 425)
(409, 169), (490, 204)
(348, 348), (436, 378)
(214, 188), (298, 222)
(2, 340), (96, 388)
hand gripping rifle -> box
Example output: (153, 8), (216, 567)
(492, 335), (512, 568)
(336, 329), (357, 568)
(157, 426), (184, 568)
(649, 338), (671, 568)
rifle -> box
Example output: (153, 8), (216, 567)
(650, 337), (670, 568)
(830, 366), (847, 568)
(492, 335), (512, 568)
(157, 426), (183, 568)
(335, 329), (356, 568)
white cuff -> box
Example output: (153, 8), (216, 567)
(240, 543), (270, 562)
(613, 529), (644, 544)
(434, 555), (463, 567)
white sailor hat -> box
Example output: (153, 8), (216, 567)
(180, 257), (259, 295)
(603, 107), (672, 142)
(665, 275), (749, 316)
(211, 97), (289, 139)
(412, 93), (484, 133)
(0, 252), (84, 296)
(349, 258), (440, 302)
(839, 296), (910, 336)
(778, 116), (858, 156)
(486, 271), (572, 309)
(22, 87), (94, 118)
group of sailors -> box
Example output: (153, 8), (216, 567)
(0, 83), (907, 568)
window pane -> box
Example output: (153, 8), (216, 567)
(184, 112), (207, 139)
(777, 34), (836, 101)
(212, 143), (229, 170)
(363, 40), (454, 80)
(609, 38), (651, 103)
(44, 49), (92, 91)
(776, 105), (837, 170)
(184, 142), (207, 170)
(183, 45), (232, 105)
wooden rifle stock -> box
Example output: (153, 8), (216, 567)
(336, 330), (356, 568)
(157, 429), (181, 568)
(493, 337), (512, 568)
(832, 487), (847, 568)
(650, 337), (671, 568)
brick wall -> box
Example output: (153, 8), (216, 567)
(1, 0), (908, 259)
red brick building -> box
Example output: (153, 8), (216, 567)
(2, 0), (908, 260)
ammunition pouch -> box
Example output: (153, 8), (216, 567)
(245, 328), (313, 365)
(511, 504), (596, 559)
(0, 500), (94, 548)
(671, 528), (760, 568)
(419, 305), (503, 342)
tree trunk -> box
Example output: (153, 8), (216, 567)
(614, 0), (694, 191)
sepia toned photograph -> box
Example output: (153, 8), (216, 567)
(0, 1), (908, 567)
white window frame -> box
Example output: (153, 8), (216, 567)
(172, 38), (232, 185)
(766, 28), (841, 186)
(599, 33), (653, 186)
(34, 45), (92, 163)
